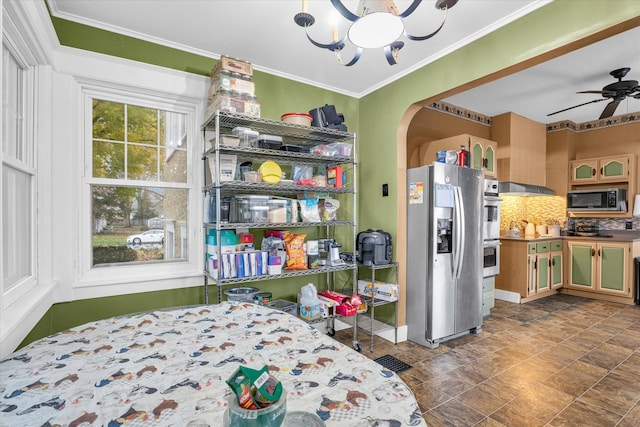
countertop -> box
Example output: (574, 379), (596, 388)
(500, 230), (640, 243)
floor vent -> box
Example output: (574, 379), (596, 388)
(373, 354), (412, 373)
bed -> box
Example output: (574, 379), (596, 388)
(0, 301), (426, 426)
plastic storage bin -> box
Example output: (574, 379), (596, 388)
(268, 199), (288, 223)
(266, 299), (297, 315)
(231, 195), (270, 223)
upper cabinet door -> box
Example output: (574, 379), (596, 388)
(570, 159), (598, 183)
(598, 155), (629, 182)
(470, 138), (497, 178)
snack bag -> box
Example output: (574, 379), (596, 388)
(284, 232), (307, 270)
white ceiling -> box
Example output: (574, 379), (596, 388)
(47, 0), (639, 124)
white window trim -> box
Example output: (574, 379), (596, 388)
(2, 26), (38, 308)
(76, 82), (201, 288)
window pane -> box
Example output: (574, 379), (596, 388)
(2, 166), (32, 289)
(2, 45), (24, 160)
(93, 99), (124, 141)
(91, 185), (188, 266)
(127, 145), (158, 181)
(127, 105), (158, 144)
(93, 141), (125, 179)
(91, 99), (187, 184)
(163, 147), (187, 183)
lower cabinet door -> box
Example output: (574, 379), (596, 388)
(597, 243), (630, 295)
(537, 254), (550, 292)
(568, 242), (596, 290)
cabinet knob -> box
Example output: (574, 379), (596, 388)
(592, 168), (596, 176)
(551, 259), (554, 266)
(591, 248), (596, 257)
(599, 167), (603, 176)
(597, 249), (601, 257)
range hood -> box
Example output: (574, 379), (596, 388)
(498, 181), (555, 196)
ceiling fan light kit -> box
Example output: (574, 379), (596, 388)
(294, 0), (457, 66)
(547, 67), (640, 119)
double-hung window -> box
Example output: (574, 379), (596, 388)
(82, 88), (193, 277)
(2, 41), (37, 308)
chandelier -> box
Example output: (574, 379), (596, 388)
(294, 0), (458, 66)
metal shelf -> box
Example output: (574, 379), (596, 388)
(203, 145), (354, 167)
(204, 220), (355, 229)
(204, 263), (357, 303)
(202, 110), (353, 144)
(354, 262), (399, 352)
(204, 180), (355, 195)
(202, 110), (358, 347)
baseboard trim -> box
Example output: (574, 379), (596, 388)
(495, 289), (521, 303)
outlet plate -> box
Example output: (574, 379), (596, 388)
(625, 221), (633, 230)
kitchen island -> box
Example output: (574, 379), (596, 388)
(497, 231), (640, 305)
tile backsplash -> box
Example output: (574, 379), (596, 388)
(500, 195), (567, 231)
(500, 195), (639, 231)
(579, 217), (640, 230)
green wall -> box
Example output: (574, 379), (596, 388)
(23, 1), (640, 347)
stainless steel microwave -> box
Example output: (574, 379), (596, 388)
(567, 188), (627, 212)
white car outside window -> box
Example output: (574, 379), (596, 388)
(126, 229), (164, 245)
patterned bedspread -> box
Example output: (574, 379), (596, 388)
(0, 302), (426, 426)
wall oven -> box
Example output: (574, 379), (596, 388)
(483, 239), (500, 278)
(483, 196), (501, 241)
(483, 178), (501, 278)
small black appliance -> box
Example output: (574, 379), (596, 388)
(309, 104), (347, 132)
(357, 229), (392, 266)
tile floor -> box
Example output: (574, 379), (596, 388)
(333, 294), (640, 426)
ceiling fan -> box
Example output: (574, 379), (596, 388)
(547, 67), (640, 119)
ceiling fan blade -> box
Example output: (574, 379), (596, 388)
(546, 98), (608, 116)
(577, 90), (615, 95)
(599, 99), (621, 119)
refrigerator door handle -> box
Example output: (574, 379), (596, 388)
(455, 186), (466, 279)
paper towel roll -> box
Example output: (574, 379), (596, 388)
(633, 194), (640, 218)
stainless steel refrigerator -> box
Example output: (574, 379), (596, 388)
(406, 162), (484, 348)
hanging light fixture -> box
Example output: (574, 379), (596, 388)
(294, 0), (458, 66)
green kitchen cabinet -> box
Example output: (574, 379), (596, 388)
(568, 241), (597, 289)
(599, 156), (629, 182)
(497, 239), (556, 301)
(550, 242), (563, 289)
(597, 243), (630, 295)
(567, 241), (630, 297)
(570, 155), (630, 184)
(471, 138), (497, 178)
(528, 242), (550, 296)
(570, 159), (598, 184)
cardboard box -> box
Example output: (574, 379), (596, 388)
(317, 295), (338, 318)
(357, 280), (399, 302)
(211, 55), (253, 77)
